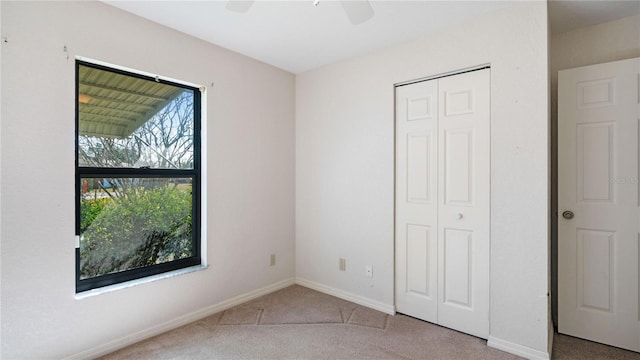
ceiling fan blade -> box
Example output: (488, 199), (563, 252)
(339, 0), (374, 25)
(226, 0), (255, 13)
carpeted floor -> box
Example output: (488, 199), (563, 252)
(99, 285), (640, 360)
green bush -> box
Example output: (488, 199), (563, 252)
(80, 197), (110, 233)
(80, 185), (192, 279)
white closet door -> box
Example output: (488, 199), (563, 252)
(395, 80), (439, 323)
(558, 57), (640, 352)
(436, 69), (490, 338)
(395, 69), (490, 339)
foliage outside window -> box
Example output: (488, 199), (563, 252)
(76, 61), (201, 292)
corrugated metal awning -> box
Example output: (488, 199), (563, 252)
(78, 64), (185, 139)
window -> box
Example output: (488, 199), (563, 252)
(75, 60), (201, 292)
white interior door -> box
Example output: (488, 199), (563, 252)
(436, 69), (490, 338)
(395, 68), (490, 339)
(395, 80), (439, 323)
(558, 57), (640, 352)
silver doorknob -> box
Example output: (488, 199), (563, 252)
(456, 213), (463, 220)
(562, 211), (574, 220)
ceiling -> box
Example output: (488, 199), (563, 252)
(103, 1), (640, 74)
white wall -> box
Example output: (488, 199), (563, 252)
(549, 14), (640, 327)
(0, 2), (295, 359)
(0, 1), (3, 355)
(296, 2), (550, 357)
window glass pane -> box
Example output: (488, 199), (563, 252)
(78, 64), (194, 169)
(79, 177), (193, 279)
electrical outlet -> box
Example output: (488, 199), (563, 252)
(366, 265), (373, 278)
(270, 254), (276, 266)
(339, 258), (346, 271)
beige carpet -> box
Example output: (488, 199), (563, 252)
(99, 285), (640, 360)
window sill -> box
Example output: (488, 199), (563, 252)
(75, 264), (208, 299)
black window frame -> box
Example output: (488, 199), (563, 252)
(75, 60), (202, 293)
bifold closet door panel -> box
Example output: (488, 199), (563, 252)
(395, 80), (439, 323)
(437, 69), (490, 339)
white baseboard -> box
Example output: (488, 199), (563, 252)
(64, 278), (295, 360)
(488, 336), (550, 360)
(295, 277), (395, 315)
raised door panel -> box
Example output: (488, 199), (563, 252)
(444, 129), (474, 206)
(577, 123), (614, 203)
(407, 133), (433, 204)
(442, 228), (472, 308)
(406, 224), (434, 298)
(577, 229), (614, 312)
